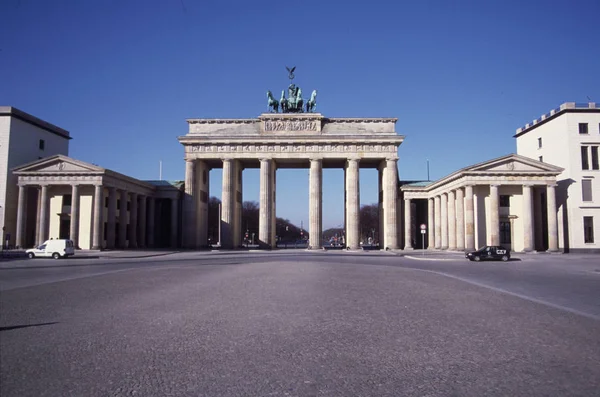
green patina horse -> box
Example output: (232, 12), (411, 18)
(267, 90), (279, 113)
(280, 90), (288, 113)
(306, 89), (317, 113)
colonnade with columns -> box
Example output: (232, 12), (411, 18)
(403, 183), (559, 252)
(183, 156), (400, 250)
(14, 183), (177, 250)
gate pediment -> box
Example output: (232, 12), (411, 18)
(13, 155), (104, 174)
(259, 113), (324, 134)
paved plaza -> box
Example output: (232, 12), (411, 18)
(1, 251), (599, 396)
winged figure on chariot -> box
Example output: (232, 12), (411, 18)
(266, 67), (317, 113)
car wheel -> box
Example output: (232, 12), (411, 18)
(473, 256), (481, 262)
(52, 252), (61, 260)
(501, 255), (509, 262)
(28, 252), (35, 259)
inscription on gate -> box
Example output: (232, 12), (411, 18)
(264, 120), (318, 132)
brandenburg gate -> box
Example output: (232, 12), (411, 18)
(178, 69), (404, 249)
(179, 113), (404, 249)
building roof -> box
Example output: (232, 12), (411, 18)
(514, 102), (599, 138)
(0, 106), (71, 140)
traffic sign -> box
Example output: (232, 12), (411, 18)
(420, 224), (427, 230)
(420, 230), (426, 234)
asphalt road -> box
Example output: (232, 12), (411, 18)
(1, 251), (599, 396)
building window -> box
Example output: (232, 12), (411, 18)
(500, 221), (511, 244)
(39, 139), (45, 150)
(584, 217), (594, 243)
(117, 200), (120, 210)
(539, 156), (543, 162)
(63, 194), (72, 206)
(499, 195), (510, 207)
(579, 123), (588, 134)
(582, 179), (593, 202)
(538, 137), (542, 148)
(582, 146), (589, 170)
(592, 146), (599, 170)
(127, 201), (130, 211)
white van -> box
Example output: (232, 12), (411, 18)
(26, 239), (75, 259)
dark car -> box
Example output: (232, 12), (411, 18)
(466, 245), (510, 262)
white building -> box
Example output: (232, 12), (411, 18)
(0, 107), (70, 247)
(515, 102), (599, 253)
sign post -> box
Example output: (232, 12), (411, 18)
(420, 224), (427, 256)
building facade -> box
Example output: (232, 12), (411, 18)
(401, 155), (563, 253)
(0, 107), (70, 247)
(515, 102), (599, 253)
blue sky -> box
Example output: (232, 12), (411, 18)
(2, 0), (599, 229)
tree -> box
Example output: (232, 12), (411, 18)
(359, 203), (379, 243)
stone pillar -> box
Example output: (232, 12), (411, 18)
(233, 160), (243, 248)
(534, 188), (544, 250)
(434, 195), (441, 249)
(270, 162), (277, 247)
(259, 158), (273, 248)
(92, 184), (104, 250)
(441, 193), (448, 249)
(345, 158), (360, 250)
(118, 190), (128, 248)
(15, 185), (27, 249)
(465, 185), (475, 251)
(35, 188), (42, 245)
(522, 184), (533, 252)
(546, 184), (559, 252)
(70, 184), (80, 249)
(427, 198), (434, 249)
(378, 164), (385, 249)
(147, 197), (155, 248)
(138, 195), (147, 248)
(448, 190), (456, 250)
(170, 197), (178, 248)
(404, 198), (413, 249)
(221, 159), (235, 249)
(38, 185), (49, 245)
(129, 193), (138, 249)
(456, 188), (465, 251)
(489, 184), (500, 246)
(184, 159), (197, 248)
(195, 161), (209, 248)
(106, 187), (117, 249)
(309, 158), (323, 249)
(384, 158), (399, 249)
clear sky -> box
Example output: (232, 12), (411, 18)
(2, 0), (599, 229)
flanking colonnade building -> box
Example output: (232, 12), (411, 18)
(4, 105), (578, 252)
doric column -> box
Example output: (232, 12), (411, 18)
(384, 158), (399, 249)
(138, 195), (147, 248)
(221, 159), (235, 249)
(38, 185), (49, 245)
(184, 159), (197, 248)
(35, 188), (42, 245)
(465, 185), (475, 251)
(489, 184), (500, 246)
(345, 158), (360, 250)
(259, 158), (273, 248)
(404, 198), (413, 249)
(522, 184), (533, 252)
(441, 193), (448, 249)
(118, 190), (128, 248)
(456, 188), (465, 251)
(546, 184), (559, 252)
(147, 197), (155, 247)
(448, 190), (456, 250)
(434, 195), (441, 249)
(233, 160), (243, 248)
(378, 164), (385, 248)
(309, 158), (323, 249)
(170, 197), (178, 248)
(427, 198), (434, 249)
(15, 185), (27, 249)
(106, 187), (117, 249)
(70, 184), (80, 249)
(195, 161), (209, 248)
(129, 193), (138, 248)
(91, 184), (104, 250)
(270, 162), (277, 247)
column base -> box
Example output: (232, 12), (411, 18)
(403, 247), (414, 251)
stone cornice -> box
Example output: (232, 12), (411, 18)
(325, 117), (398, 123)
(187, 119), (256, 125)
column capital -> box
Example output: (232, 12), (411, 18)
(385, 156), (399, 163)
(346, 158), (360, 165)
(259, 158), (272, 163)
(309, 157), (323, 163)
(185, 158), (196, 163)
(546, 183), (558, 188)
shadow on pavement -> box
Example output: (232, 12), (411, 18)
(0, 322), (59, 332)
